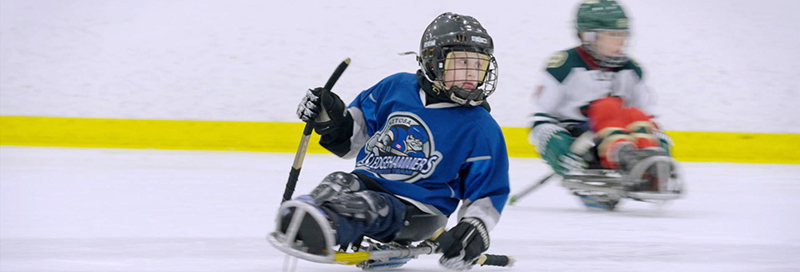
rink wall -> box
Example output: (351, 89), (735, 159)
(2, 116), (798, 164)
(2, 1), (799, 164)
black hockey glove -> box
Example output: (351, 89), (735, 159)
(436, 217), (490, 271)
(296, 87), (349, 135)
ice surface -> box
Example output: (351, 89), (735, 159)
(1, 146), (798, 271)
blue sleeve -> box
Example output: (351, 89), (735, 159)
(457, 123), (510, 231)
(348, 80), (385, 137)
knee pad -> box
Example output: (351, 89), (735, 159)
(321, 190), (390, 225)
(310, 171), (362, 204)
(630, 133), (659, 149)
(598, 135), (636, 169)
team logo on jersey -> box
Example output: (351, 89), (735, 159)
(547, 52), (568, 68)
(356, 112), (442, 183)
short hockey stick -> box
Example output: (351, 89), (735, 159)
(508, 172), (556, 205)
(282, 58), (351, 203)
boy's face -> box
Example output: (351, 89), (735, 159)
(594, 30), (629, 58)
(442, 51), (490, 91)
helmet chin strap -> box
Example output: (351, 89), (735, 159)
(428, 81), (481, 106)
(446, 85), (484, 106)
(448, 92), (468, 105)
(450, 93), (483, 106)
(431, 81), (445, 95)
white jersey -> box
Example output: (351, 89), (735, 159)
(529, 47), (658, 151)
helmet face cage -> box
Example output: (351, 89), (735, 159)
(418, 13), (498, 106)
(428, 47), (498, 106)
(582, 29), (630, 67)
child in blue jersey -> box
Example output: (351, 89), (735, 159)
(275, 13), (509, 271)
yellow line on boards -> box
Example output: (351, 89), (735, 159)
(1, 116), (798, 164)
(0, 116), (327, 153)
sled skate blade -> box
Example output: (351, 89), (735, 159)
(563, 178), (682, 201)
(576, 192), (620, 211)
(562, 157), (684, 203)
(333, 250), (416, 269)
(562, 178), (623, 194)
(334, 240), (436, 269)
(268, 200), (337, 264)
(626, 191), (682, 201)
(356, 256), (414, 270)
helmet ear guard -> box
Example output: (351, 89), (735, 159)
(581, 31), (597, 42)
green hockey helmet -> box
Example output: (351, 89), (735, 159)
(575, 0), (631, 67)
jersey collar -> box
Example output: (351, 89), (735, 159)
(577, 46), (611, 71)
(419, 89), (460, 109)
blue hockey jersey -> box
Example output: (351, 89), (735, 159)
(341, 72), (509, 230)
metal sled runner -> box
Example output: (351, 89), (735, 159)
(562, 155), (684, 205)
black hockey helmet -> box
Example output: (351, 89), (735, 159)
(418, 12), (498, 106)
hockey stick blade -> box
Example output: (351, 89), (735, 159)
(282, 58), (351, 203)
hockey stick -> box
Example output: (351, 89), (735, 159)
(333, 228), (515, 267)
(508, 172), (556, 205)
(282, 58), (351, 203)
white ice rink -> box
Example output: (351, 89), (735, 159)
(1, 146), (798, 272)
